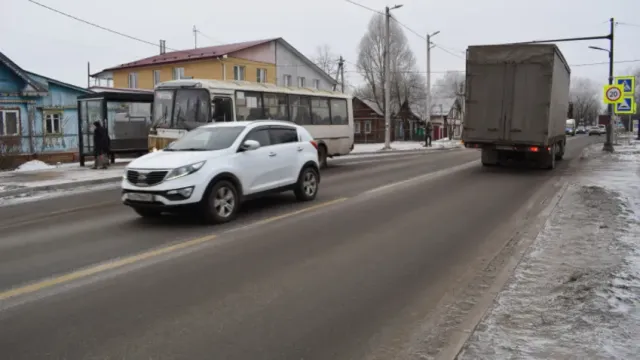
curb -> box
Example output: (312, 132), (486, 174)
(0, 176), (122, 198)
(348, 146), (463, 156)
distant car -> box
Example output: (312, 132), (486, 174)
(576, 126), (586, 134)
(588, 125), (606, 136)
(121, 120), (321, 223)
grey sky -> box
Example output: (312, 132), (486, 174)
(3, 0), (640, 89)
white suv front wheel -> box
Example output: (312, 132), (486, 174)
(202, 180), (239, 224)
(294, 167), (319, 201)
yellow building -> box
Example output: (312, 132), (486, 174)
(92, 38), (337, 91)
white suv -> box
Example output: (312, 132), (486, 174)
(121, 121), (320, 223)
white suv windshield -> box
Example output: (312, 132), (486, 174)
(166, 126), (245, 151)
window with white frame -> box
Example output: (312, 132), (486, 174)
(354, 122), (361, 133)
(313, 79), (320, 89)
(44, 112), (63, 134)
(128, 72), (138, 88)
(233, 65), (246, 80)
(297, 76), (306, 88)
(153, 70), (161, 86)
(172, 67), (185, 80)
(256, 68), (267, 83)
(0, 109), (20, 136)
(364, 120), (372, 134)
(283, 74), (292, 86)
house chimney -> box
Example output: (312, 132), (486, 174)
(159, 40), (166, 55)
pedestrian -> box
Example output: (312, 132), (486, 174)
(425, 121), (433, 147)
(92, 121), (109, 169)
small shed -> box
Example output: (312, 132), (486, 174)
(77, 88), (153, 166)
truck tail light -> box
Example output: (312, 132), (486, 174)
(528, 146), (540, 152)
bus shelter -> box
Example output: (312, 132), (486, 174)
(77, 89), (153, 166)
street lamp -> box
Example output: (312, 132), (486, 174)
(382, 4), (403, 149)
(425, 30), (440, 146)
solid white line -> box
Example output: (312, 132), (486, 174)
(362, 160), (478, 196)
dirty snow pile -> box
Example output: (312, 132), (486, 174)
(351, 139), (463, 154)
(459, 139), (640, 359)
(14, 160), (56, 172)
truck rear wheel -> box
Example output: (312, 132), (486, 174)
(481, 148), (498, 167)
(545, 144), (556, 170)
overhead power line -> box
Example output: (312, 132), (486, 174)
(344, 0), (383, 15)
(344, 59), (640, 74)
(27, 0), (177, 51)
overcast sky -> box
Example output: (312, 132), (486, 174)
(2, 0), (640, 90)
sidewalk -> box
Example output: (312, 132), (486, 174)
(0, 159), (130, 199)
(351, 139), (463, 154)
(458, 139), (640, 359)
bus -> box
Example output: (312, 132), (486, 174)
(149, 79), (354, 167)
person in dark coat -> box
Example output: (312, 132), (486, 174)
(92, 121), (110, 169)
(425, 121), (433, 147)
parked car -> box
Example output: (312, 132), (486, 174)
(121, 120), (321, 223)
(576, 126), (586, 134)
(588, 125), (606, 136)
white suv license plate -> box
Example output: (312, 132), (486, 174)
(127, 193), (154, 202)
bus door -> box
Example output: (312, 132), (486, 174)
(212, 95), (234, 122)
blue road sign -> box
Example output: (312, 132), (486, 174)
(615, 76), (635, 95)
(615, 97), (634, 114)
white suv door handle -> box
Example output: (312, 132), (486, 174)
(269, 152), (277, 157)
(297, 147), (303, 152)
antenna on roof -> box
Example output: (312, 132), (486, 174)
(193, 25), (198, 49)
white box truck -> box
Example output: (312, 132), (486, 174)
(462, 44), (571, 169)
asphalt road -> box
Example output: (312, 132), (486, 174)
(0, 136), (601, 360)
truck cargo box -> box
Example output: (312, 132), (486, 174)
(462, 44), (571, 147)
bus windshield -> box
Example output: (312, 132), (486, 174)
(152, 88), (211, 129)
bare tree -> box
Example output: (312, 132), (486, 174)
(570, 77), (601, 126)
(313, 44), (339, 78)
(355, 13), (425, 125)
(432, 71), (465, 99)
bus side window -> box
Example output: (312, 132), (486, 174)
(236, 91), (263, 120)
(213, 97), (233, 122)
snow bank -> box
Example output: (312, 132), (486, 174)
(459, 140), (640, 359)
(14, 160), (55, 172)
(351, 139), (463, 154)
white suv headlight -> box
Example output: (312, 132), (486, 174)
(165, 161), (206, 181)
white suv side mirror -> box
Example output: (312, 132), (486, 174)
(241, 139), (261, 151)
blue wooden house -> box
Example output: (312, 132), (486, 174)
(0, 50), (92, 168)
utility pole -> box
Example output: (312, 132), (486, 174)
(425, 31), (439, 146)
(603, 17), (615, 152)
(383, 6), (392, 149)
(338, 56), (345, 93)
(193, 25), (198, 49)
(382, 4), (403, 149)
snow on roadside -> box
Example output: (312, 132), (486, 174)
(0, 182), (121, 207)
(459, 140), (640, 359)
(351, 139), (463, 154)
(8, 158), (132, 173)
(14, 160), (56, 172)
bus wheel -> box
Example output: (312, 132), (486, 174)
(318, 145), (328, 169)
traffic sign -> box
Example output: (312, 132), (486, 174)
(603, 84), (624, 104)
(615, 76), (635, 95)
(614, 96), (635, 114)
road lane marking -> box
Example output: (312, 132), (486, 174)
(363, 160), (478, 195)
(223, 197), (348, 234)
(0, 201), (117, 230)
(0, 198), (348, 302)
